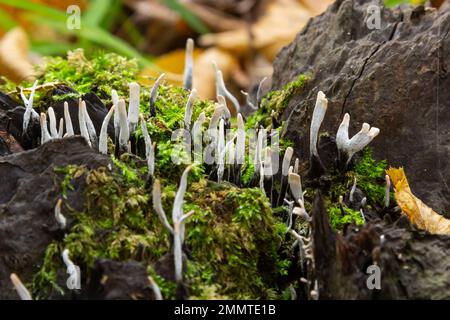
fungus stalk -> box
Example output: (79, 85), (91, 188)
(277, 147), (294, 206)
(62, 249), (80, 290)
(128, 82), (140, 135)
(58, 118), (64, 138)
(148, 276), (163, 300)
(214, 62), (240, 114)
(117, 99), (129, 154)
(21, 80), (39, 134)
(99, 106), (115, 155)
(284, 199), (295, 232)
(152, 180), (174, 235)
(336, 113), (380, 166)
(78, 100), (91, 147)
(47, 107), (58, 138)
(111, 89), (120, 141)
(54, 199), (67, 230)
(10, 273), (32, 300)
(384, 174), (391, 208)
(81, 100), (98, 147)
(183, 38), (194, 90)
(40, 112), (51, 145)
(153, 166), (193, 286)
(309, 91), (328, 172)
(192, 112), (206, 164)
(349, 176), (357, 203)
(140, 115), (155, 177)
(64, 102), (74, 136)
(288, 172), (304, 203)
(174, 210), (194, 284)
(183, 88), (197, 130)
(149, 73), (165, 117)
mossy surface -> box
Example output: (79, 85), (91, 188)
(1, 49), (139, 112)
(21, 52), (389, 300)
(246, 74), (308, 130)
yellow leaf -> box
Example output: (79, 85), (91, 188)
(387, 167), (450, 235)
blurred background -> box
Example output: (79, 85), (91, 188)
(0, 0), (435, 100)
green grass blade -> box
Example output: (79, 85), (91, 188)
(0, 8), (17, 31)
(0, 0), (66, 21)
(164, 0), (209, 34)
(83, 0), (113, 27)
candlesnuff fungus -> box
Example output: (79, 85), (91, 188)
(360, 208), (366, 224)
(213, 62), (240, 114)
(10, 273), (32, 300)
(47, 107), (58, 138)
(277, 147), (294, 206)
(288, 172), (304, 203)
(127, 82), (140, 135)
(58, 118), (64, 139)
(284, 199), (295, 231)
(309, 91), (328, 170)
(78, 100), (91, 147)
(293, 199), (311, 222)
(184, 88), (197, 130)
(349, 176), (357, 203)
(149, 73), (165, 117)
(289, 229), (311, 273)
(336, 113), (380, 165)
(140, 115), (155, 177)
(54, 199), (67, 230)
(217, 118), (225, 165)
(282, 147), (294, 176)
(62, 249), (80, 289)
(217, 134), (237, 183)
(183, 38), (194, 90)
(235, 113), (246, 165)
(217, 95), (231, 120)
(241, 77), (268, 110)
(152, 180), (174, 234)
(21, 80), (39, 134)
(256, 77), (268, 108)
(64, 102), (74, 136)
(294, 158), (299, 174)
(99, 106), (115, 155)
(192, 112), (206, 162)
(40, 112), (51, 144)
(148, 276), (163, 300)
(152, 166), (194, 285)
(111, 89), (120, 140)
(117, 99), (129, 153)
(173, 166), (192, 243)
(81, 100), (98, 147)
(384, 174), (391, 208)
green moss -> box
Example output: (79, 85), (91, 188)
(327, 206), (364, 230)
(354, 148), (388, 206)
(183, 181), (286, 299)
(37, 49), (139, 98)
(246, 74), (308, 129)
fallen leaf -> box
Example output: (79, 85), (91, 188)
(387, 167), (450, 235)
(193, 48), (239, 100)
(198, 0), (312, 60)
(0, 27), (35, 83)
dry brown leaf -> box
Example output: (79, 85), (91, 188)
(198, 0), (311, 60)
(387, 167), (450, 235)
(193, 48), (239, 100)
(0, 28), (35, 83)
